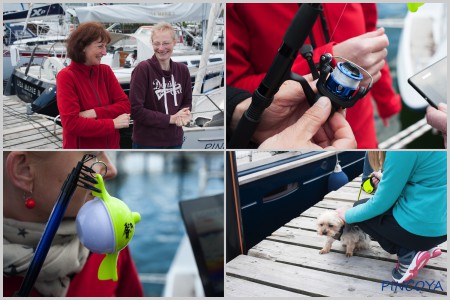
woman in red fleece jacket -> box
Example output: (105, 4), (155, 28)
(129, 22), (192, 149)
(227, 3), (402, 149)
(3, 151), (143, 297)
(57, 22), (131, 149)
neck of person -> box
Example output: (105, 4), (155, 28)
(159, 59), (171, 71)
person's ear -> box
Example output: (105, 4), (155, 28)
(5, 152), (34, 193)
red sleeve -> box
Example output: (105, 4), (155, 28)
(66, 249), (143, 297)
(361, 3), (378, 32)
(94, 66), (131, 119)
(362, 3), (402, 119)
(226, 3), (266, 92)
(129, 62), (171, 128)
(56, 70), (116, 137)
(115, 247), (144, 297)
(226, 3), (332, 92)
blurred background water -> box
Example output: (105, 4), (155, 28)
(104, 151), (224, 296)
(375, 3), (444, 148)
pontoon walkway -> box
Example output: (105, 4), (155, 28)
(226, 176), (447, 297)
(3, 95), (62, 149)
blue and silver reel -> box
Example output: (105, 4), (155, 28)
(326, 61), (364, 100)
(298, 46), (375, 111)
(316, 54), (373, 110)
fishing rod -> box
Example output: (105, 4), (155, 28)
(15, 154), (101, 297)
(228, 3), (374, 148)
(228, 3), (322, 148)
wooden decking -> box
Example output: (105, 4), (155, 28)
(226, 176), (447, 297)
(3, 95), (62, 149)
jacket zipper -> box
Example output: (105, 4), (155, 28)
(88, 67), (110, 148)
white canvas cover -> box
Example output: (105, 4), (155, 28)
(75, 3), (211, 23)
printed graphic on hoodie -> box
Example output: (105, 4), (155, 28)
(153, 76), (181, 114)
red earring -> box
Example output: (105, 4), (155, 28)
(25, 198), (36, 209)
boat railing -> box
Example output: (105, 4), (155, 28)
(25, 45), (40, 76)
(38, 44), (67, 80)
(192, 93), (223, 114)
(379, 118), (433, 149)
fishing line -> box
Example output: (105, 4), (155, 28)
(328, 3), (348, 42)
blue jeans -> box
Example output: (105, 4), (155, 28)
(362, 152), (373, 182)
(132, 143), (182, 149)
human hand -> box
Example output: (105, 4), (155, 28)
(79, 109), (97, 119)
(426, 103), (447, 148)
(171, 108), (191, 126)
(336, 207), (350, 222)
(231, 78), (317, 145)
(370, 171), (382, 187)
(113, 113), (130, 129)
(258, 96), (357, 149)
(333, 27), (389, 86)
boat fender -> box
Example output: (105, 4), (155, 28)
(328, 162), (349, 192)
(10, 45), (20, 67)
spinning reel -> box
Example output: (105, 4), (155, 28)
(297, 45), (373, 112)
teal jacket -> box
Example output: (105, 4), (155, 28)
(346, 151), (446, 237)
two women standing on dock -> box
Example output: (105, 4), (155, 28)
(56, 22), (131, 149)
(56, 21), (192, 149)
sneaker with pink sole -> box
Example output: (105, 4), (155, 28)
(392, 251), (431, 284)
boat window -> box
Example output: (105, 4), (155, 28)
(191, 60), (200, 67)
(208, 58), (222, 63)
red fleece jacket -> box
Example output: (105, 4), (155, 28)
(56, 62), (131, 149)
(3, 247), (143, 297)
(227, 3), (402, 149)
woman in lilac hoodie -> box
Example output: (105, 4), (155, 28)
(129, 22), (192, 148)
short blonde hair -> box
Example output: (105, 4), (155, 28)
(151, 22), (176, 42)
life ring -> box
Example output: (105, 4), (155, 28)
(42, 56), (65, 80)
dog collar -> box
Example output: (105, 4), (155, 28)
(332, 226), (344, 240)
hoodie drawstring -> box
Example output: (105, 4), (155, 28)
(162, 76), (178, 115)
(171, 74), (178, 107)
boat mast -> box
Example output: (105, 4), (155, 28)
(21, 3), (33, 36)
(192, 3), (222, 98)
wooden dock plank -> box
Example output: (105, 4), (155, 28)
(249, 240), (447, 292)
(267, 226), (446, 269)
(225, 276), (307, 297)
(3, 95), (62, 149)
(227, 255), (441, 297)
(226, 175), (447, 296)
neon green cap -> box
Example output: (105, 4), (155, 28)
(92, 174), (141, 281)
(407, 3), (424, 12)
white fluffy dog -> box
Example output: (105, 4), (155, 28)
(316, 210), (371, 257)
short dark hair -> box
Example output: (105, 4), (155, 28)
(67, 22), (111, 63)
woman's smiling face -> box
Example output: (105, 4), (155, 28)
(84, 38), (107, 66)
(152, 30), (176, 64)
